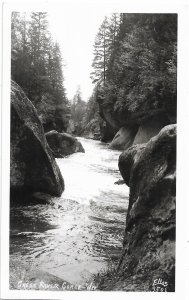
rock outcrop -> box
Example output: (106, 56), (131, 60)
(10, 81), (64, 198)
(109, 125), (138, 151)
(101, 124), (176, 291)
(108, 114), (169, 151)
(83, 119), (101, 140)
(96, 93), (118, 142)
(45, 130), (85, 158)
(133, 115), (169, 145)
(96, 88), (173, 147)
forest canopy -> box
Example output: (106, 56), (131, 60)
(91, 13), (177, 123)
(11, 13), (177, 138)
(11, 12), (70, 132)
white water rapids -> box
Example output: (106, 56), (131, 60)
(10, 138), (129, 286)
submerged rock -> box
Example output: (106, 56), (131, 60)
(102, 124), (176, 291)
(45, 130), (85, 158)
(109, 125), (138, 151)
(10, 80), (64, 198)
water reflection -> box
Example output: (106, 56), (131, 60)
(10, 138), (129, 287)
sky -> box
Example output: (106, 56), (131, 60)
(48, 8), (108, 101)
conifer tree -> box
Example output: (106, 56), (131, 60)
(90, 15), (120, 86)
(11, 11), (69, 132)
(90, 17), (110, 85)
(70, 87), (87, 136)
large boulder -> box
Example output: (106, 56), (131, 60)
(45, 131), (85, 158)
(133, 115), (169, 145)
(10, 81), (64, 198)
(102, 124), (176, 291)
(118, 143), (146, 186)
(109, 125), (138, 150)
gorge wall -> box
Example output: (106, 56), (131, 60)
(99, 124), (176, 292)
(97, 88), (173, 150)
(94, 15), (177, 147)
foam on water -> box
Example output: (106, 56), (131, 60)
(10, 138), (129, 286)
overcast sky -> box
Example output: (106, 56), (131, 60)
(48, 8), (108, 101)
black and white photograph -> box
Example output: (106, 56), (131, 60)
(0, 0), (189, 299)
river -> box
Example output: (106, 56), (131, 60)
(10, 137), (129, 289)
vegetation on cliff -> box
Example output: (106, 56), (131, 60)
(91, 14), (177, 138)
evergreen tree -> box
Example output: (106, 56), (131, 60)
(11, 11), (69, 132)
(90, 15), (120, 86)
(89, 13), (177, 140)
(49, 42), (66, 99)
(93, 14), (177, 119)
(90, 17), (110, 85)
(29, 12), (50, 67)
(27, 12), (50, 103)
(108, 13), (120, 48)
(11, 12), (32, 95)
(70, 87), (87, 136)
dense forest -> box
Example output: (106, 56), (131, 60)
(70, 13), (177, 141)
(11, 12), (70, 132)
(91, 13), (177, 118)
(11, 12), (177, 140)
(68, 86), (103, 139)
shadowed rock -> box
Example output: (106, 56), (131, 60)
(10, 80), (64, 199)
(101, 124), (176, 291)
(96, 86), (174, 143)
(83, 119), (101, 140)
(133, 115), (169, 145)
(109, 125), (138, 151)
(119, 143), (146, 186)
(45, 130), (85, 158)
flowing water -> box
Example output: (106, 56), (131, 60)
(10, 138), (129, 289)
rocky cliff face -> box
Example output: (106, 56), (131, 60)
(97, 89), (172, 149)
(10, 81), (64, 200)
(99, 124), (176, 292)
(83, 119), (101, 140)
(109, 125), (138, 150)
